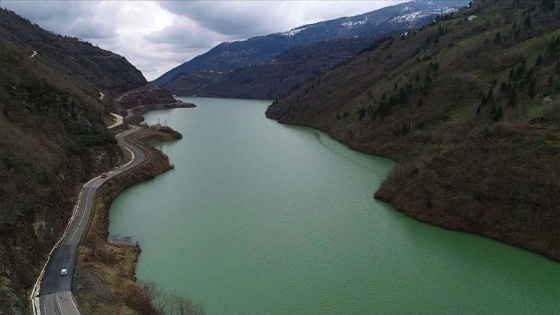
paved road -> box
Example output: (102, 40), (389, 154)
(39, 292), (80, 315)
(34, 126), (145, 315)
(107, 112), (124, 129)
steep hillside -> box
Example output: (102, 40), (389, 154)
(154, 0), (469, 88)
(116, 84), (196, 125)
(165, 37), (375, 99)
(116, 84), (194, 111)
(0, 9), (146, 314)
(267, 0), (560, 260)
(0, 9), (146, 97)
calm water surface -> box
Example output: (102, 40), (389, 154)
(109, 97), (559, 314)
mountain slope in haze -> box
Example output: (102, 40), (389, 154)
(153, 0), (470, 88)
(164, 36), (375, 99)
(0, 9), (147, 314)
(267, 0), (560, 261)
(0, 9), (146, 97)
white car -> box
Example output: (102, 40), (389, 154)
(60, 269), (68, 276)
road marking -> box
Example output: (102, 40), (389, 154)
(68, 229), (79, 244)
(68, 292), (81, 315)
(69, 187), (93, 243)
(77, 189), (92, 226)
(32, 125), (143, 315)
(56, 294), (64, 315)
(68, 191), (86, 243)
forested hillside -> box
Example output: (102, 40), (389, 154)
(267, 0), (560, 260)
(164, 37), (375, 99)
(0, 9), (146, 96)
(0, 9), (146, 314)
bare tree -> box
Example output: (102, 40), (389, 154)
(138, 281), (204, 315)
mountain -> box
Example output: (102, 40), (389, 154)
(267, 0), (560, 261)
(153, 0), (470, 89)
(0, 10), (146, 97)
(0, 9), (147, 314)
(164, 36), (374, 99)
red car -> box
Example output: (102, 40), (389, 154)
(101, 172), (108, 178)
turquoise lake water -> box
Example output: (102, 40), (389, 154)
(109, 97), (559, 314)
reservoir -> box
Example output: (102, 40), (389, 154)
(109, 97), (559, 314)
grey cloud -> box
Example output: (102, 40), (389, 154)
(158, 1), (286, 39)
(144, 17), (225, 49)
(156, 1), (406, 41)
(1, 0), (408, 81)
(2, 0), (117, 40)
(67, 17), (116, 40)
(2, 0), (92, 21)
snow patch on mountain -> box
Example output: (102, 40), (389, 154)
(279, 27), (308, 37)
(342, 19), (367, 28)
(392, 11), (430, 22)
(392, 7), (459, 23)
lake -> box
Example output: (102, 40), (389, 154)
(109, 97), (559, 314)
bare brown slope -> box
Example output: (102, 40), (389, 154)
(266, 0), (560, 260)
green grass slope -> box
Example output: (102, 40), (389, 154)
(266, 0), (559, 261)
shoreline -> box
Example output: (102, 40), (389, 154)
(73, 125), (181, 314)
(124, 102), (196, 126)
(268, 117), (559, 263)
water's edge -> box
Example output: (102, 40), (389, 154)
(74, 127), (179, 313)
(110, 98), (559, 315)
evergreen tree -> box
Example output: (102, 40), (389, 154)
(508, 86), (517, 107)
(358, 107), (366, 121)
(494, 31), (502, 44)
(528, 80), (536, 99)
(535, 54), (543, 68)
(491, 104), (503, 122)
(541, 0), (556, 11)
(524, 15), (531, 28)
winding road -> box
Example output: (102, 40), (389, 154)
(32, 125), (145, 315)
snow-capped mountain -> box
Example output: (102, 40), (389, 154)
(153, 0), (469, 87)
(275, 0), (466, 40)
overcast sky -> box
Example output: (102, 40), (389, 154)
(2, 1), (407, 81)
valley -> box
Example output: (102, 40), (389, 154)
(0, 0), (558, 314)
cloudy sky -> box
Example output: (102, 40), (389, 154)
(2, 1), (407, 81)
